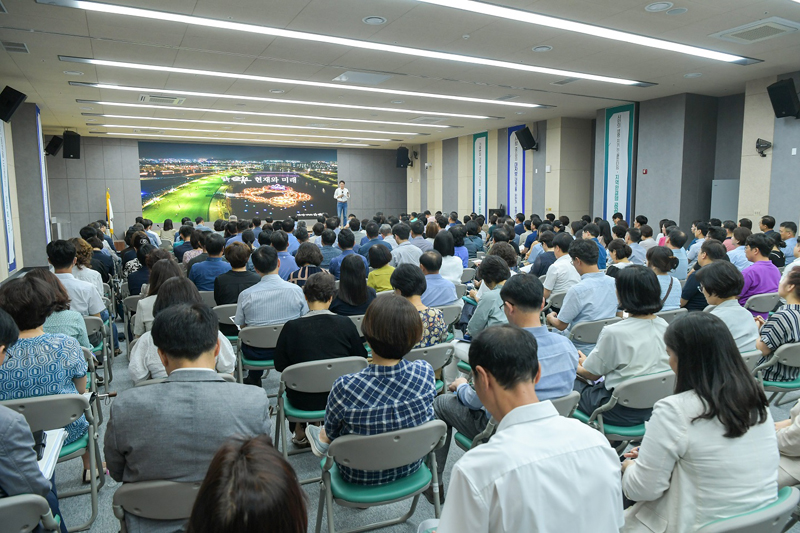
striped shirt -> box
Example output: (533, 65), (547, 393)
(325, 359), (436, 485)
(234, 274), (308, 327)
(758, 304), (800, 382)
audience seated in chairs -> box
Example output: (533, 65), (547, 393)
(181, 230), (205, 267)
(433, 230), (463, 284)
(621, 313), (778, 532)
(463, 220), (484, 259)
(541, 232), (580, 300)
(304, 295), (437, 485)
(528, 230), (556, 277)
(274, 273), (368, 446)
(740, 233), (782, 319)
(286, 242), (325, 287)
(70, 237), (106, 293)
(696, 261), (759, 353)
(604, 238), (633, 278)
(133, 257), (184, 338)
(330, 254), (376, 317)
(26, 269), (91, 349)
(122, 231), (151, 279)
(186, 435), (307, 533)
(470, 242), (517, 303)
(575, 266), (671, 427)
(390, 223), (424, 269)
(213, 242), (260, 338)
(105, 302), (271, 533)
(419, 250), (458, 307)
(366, 244), (395, 293)
(390, 264), (447, 349)
(126, 243), (155, 297)
(328, 229), (367, 280)
(0, 276), (92, 481)
(680, 240), (729, 312)
(435, 325), (624, 533)
(754, 269), (800, 383)
(645, 246), (682, 312)
(188, 233), (231, 292)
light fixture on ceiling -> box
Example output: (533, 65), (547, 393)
(362, 16), (387, 25)
(462, 34), (470, 39)
(645, 2), (673, 12)
(666, 8), (688, 15)
(92, 124), (396, 142)
(60, 56), (550, 108)
(269, 89), (285, 94)
(234, 116), (245, 119)
(40, 0), (653, 85)
(532, 45), (553, 52)
(414, 0), (759, 65)
(515, 112), (525, 115)
(234, 103), (246, 107)
(391, 100), (404, 104)
(63, 70), (84, 75)
(83, 113), (421, 136)
(91, 131), (372, 147)
(683, 72), (702, 78)
(79, 106), (93, 110)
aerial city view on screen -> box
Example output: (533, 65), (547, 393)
(139, 142), (338, 222)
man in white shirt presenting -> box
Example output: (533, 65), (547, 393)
(334, 180), (349, 221)
(436, 325), (624, 533)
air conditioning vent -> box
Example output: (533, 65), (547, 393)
(133, 129), (165, 134)
(552, 77), (580, 86)
(1, 41), (29, 53)
(495, 94), (519, 101)
(711, 17), (800, 44)
(409, 116), (447, 124)
(138, 94), (186, 105)
(0, 1), (8, 14)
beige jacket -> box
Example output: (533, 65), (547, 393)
(778, 400), (800, 482)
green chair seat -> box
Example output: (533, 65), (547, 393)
(445, 333), (454, 343)
(86, 373), (92, 389)
(435, 380), (443, 393)
(454, 432), (472, 450)
(59, 433), (88, 459)
(457, 361), (471, 373)
(572, 409), (645, 437)
(225, 335), (239, 344)
(700, 486), (794, 529)
(325, 460), (432, 504)
(763, 378), (800, 390)
(282, 393), (325, 420)
(241, 357), (274, 369)
(462, 296), (478, 307)
(91, 340), (103, 354)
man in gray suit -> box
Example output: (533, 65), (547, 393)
(105, 303), (271, 533)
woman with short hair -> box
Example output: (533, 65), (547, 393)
(287, 242), (325, 287)
(605, 239), (633, 278)
(425, 221), (439, 244)
(26, 268), (91, 349)
(329, 254), (376, 316)
(160, 218), (176, 243)
(695, 261), (759, 353)
(182, 231), (206, 266)
(646, 246), (682, 312)
(366, 244), (394, 293)
(69, 237), (104, 293)
(390, 264), (447, 348)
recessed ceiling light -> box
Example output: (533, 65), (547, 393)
(62, 58), (548, 108)
(269, 89), (284, 94)
(666, 7), (688, 15)
(462, 34), (470, 40)
(391, 100), (404, 104)
(96, 131), (370, 147)
(532, 45), (552, 52)
(684, 72), (702, 78)
(645, 2), (673, 12)
(63, 70), (84, 75)
(414, 0), (756, 64)
(515, 112), (525, 115)
(94, 124), (393, 141)
(86, 119), (96, 122)
(44, 0), (652, 85)
(362, 16), (387, 25)
(234, 103), (246, 107)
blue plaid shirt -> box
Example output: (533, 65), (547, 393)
(325, 359), (436, 485)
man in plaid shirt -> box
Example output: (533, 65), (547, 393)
(307, 295), (437, 485)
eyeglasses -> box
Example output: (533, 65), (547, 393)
(500, 300), (515, 311)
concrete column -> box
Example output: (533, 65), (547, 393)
(738, 76), (777, 223)
(406, 148), (421, 213)
(545, 118), (593, 221)
(457, 135), (472, 215)
(427, 141), (443, 211)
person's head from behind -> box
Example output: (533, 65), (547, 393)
(293, 242), (322, 268)
(186, 434), (307, 533)
(321, 229), (336, 247)
(433, 230), (455, 258)
(695, 261), (743, 306)
(392, 223), (411, 243)
(338, 254), (368, 306)
(640, 224), (653, 240)
(551, 232), (572, 258)
(79, 225), (99, 243)
(626, 227), (641, 244)
(146, 249), (173, 270)
(241, 229), (256, 247)
(635, 215), (648, 228)
(281, 218), (295, 234)
(582, 223), (600, 240)
(0, 308), (18, 364)
(348, 218), (360, 233)
(368, 244), (392, 270)
(303, 272), (336, 307)
(666, 229), (688, 249)
(270, 230), (290, 252)
(251, 245), (279, 276)
(337, 228), (355, 250)
(665, 312), (768, 438)
(698, 239), (729, 267)
(69, 237), (93, 269)
(612, 212), (623, 224)
(706, 226), (726, 243)
(390, 264), (427, 299)
(615, 265), (661, 316)
(257, 229), (272, 247)
(744, 233), (771, 261)
(419, 250), (442, 275)
(189, 230), (206, 251)
(478, 255), (510, 289)
(225, 242), (252, 269)
(409, 220), (424, 238)
(425, 222), (438, 239)
(732, 226), (751, 247)
(203, 233), (226, 257)
(179, 225), (194, 241)
(46, 239), (77, 271)
(362, 295), (422, 360)
(500, 274), (545, 325)
(0, 276), (57, 332)
(365, 222), (379, 240)
(136, 243), (155, 268)
(568, 238), (599, 274)
(780, 269), (800, 303)
(152, 302), (219, 371)
(538, 230), (555, 250)
(646, 246), (678, 275)
(607, 238), (632, 262)
(486, 241), (516, 271)
(465, 220), (479, 237)
(147, 258), (184, 297)
(25, 268), (71, 313)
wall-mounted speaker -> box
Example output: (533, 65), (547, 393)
(767, 78), (800, 119)
(396, 147), (411, 168)
(63, 131), (81, 159)
(514, 127), (538, 151)
(0, 86), (27, 123)
(44, 136), (63, 156)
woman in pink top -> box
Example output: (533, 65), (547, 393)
(739, 234), (781, 319)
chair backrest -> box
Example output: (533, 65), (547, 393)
(120, 282), (130, 298)
(741, 350), (764, 374)
(349, 315), (364, 336)
(238, 323), (285, 349)
(83, 315), (104, 336)
(435, 304), (462, 326)
(123, 295), (141, 313)
(81, 347), (96, 373)
(655, 308), (688, 324)
(539, 275), (547, 283)
(102, 283), (112, 299)
(697, 487), (800, 533)
(547, 291), (567, 309)
(198, 291), (217, 308)
(461, 268), (476, 283)
(476, 251), (485, 259)
(455, 283), (467, 299)
(112, 480), (201, 521)
(471, 417), (497, 448)
(375, 290), (393, 297)
(212, 304), (238, 326)
(1, 394), (90, 433)
(0, 494), (54, 533)
(769, 342), (800, 369)
(282, 357), (368, 394)
(335, 280), (340, 290)
(569, 317), (622, 344)
(329, 420), (446, 471)
(405, 344), (454, 372)
(612, 371), (676, 410)
(745, 293), (781, 314)
(703, 304), (716, 312)
(549, 391), (581, 417)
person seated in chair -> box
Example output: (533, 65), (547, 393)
(753, 269), (800, 384)
(105, 302), (271, 533)
(305, 295), (437, 485)
(739, 233), (781, 319)
(696, 261), (759, 353)
(419, 250), (458, 307)
(391, 265), (447, 349)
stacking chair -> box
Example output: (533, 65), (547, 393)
(741, 350), (765, 375)
(122, 295), (141, 345)
(745, 293), (782, 315)
(539, 275), (547, 283)
(568, 317), (622, 345)
(454, 283), (467, 299)
(543, 291), (567, 313)
(314, 420), (447, 533)
(84, 316), (111, 386)
(0, 494), (60, 532)
(753, 342), (800, 405)
(697, 486), (800, 532)
(335, 280), (340, 291)
(406, 343), (455, 393)
(1, 394), (104, 531)
(573, 371), (676, 452)
(236, 324), (284, 384)
(550, 390), (581, 417)
(454, 417), (497, 452)
(655, 308), (688, 325)
(460, 268), (476, 283)
(348, 315), (364, 337)
(112, 481), (201, 533)
(476, 251), (485, 260)
(81, 347), (103, 426)
(198, 290), (217, 309)
(274, 357), (368, 469)
(212, 304), (239, 344)
(435, 304), (462, 328)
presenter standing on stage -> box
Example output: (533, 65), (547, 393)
(334, 180), (350, 221)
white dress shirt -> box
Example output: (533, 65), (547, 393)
(438, 255), (464, 285)
(54, 273), (105, 316)
(333, 187), (349, 203)
(72, 266), (103, 297)
(437, 401), (624, 533)
(133, 295), (157, 337)
(709, 299), (759, 353)
(129, 331), (236, 383)
(542, 254), (580, 295)
(623, 391), (778, 532)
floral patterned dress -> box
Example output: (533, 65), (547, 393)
(415, 307), (447, 348)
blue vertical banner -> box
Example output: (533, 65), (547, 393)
(603, 103), (635, 222)
(35, 106), (51, 243)
(472, 132), (488, 216)
(0, 124), (16, 273)
(507, 125), (526, 216)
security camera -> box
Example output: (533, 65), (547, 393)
(424, 162), (432, 169)
(756, 138), (772, 157)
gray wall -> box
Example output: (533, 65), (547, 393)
(679, 94), (718, 229)
(769, 70), (800, 226)
(714, 94), (745, 181)
(530, 121), (547, 216)
(337, 148), (408, 217)
(46, 137), (141, 241)
(442, 138), (459, 213)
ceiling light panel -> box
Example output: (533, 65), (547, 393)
(70, 82), (498, 119)
(90, 124), (396, 142)
(415, 0), (760, 65)
(92, 132), (371, 147)
(39, 0), (652, 85)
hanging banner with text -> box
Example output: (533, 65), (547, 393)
(507, 125), (526, 216)
(473, 132), (488, 216)
(604, 103), (635, 223)
(0, 125), (16, 274)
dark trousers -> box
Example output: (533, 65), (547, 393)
(37, 473), (68, 533)
(573, 379), (652, 427)
(242, 345), (275, 381)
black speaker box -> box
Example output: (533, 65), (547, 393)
(396, 147), (411, 168)
(63, 131), (81, 159)
(767, 78), (800, 119)
(44, 136), (63, 156)
(0, 86), (27, 123)
(514, 127), (538, 151)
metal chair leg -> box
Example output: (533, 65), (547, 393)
(314, 482), (327, 533)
